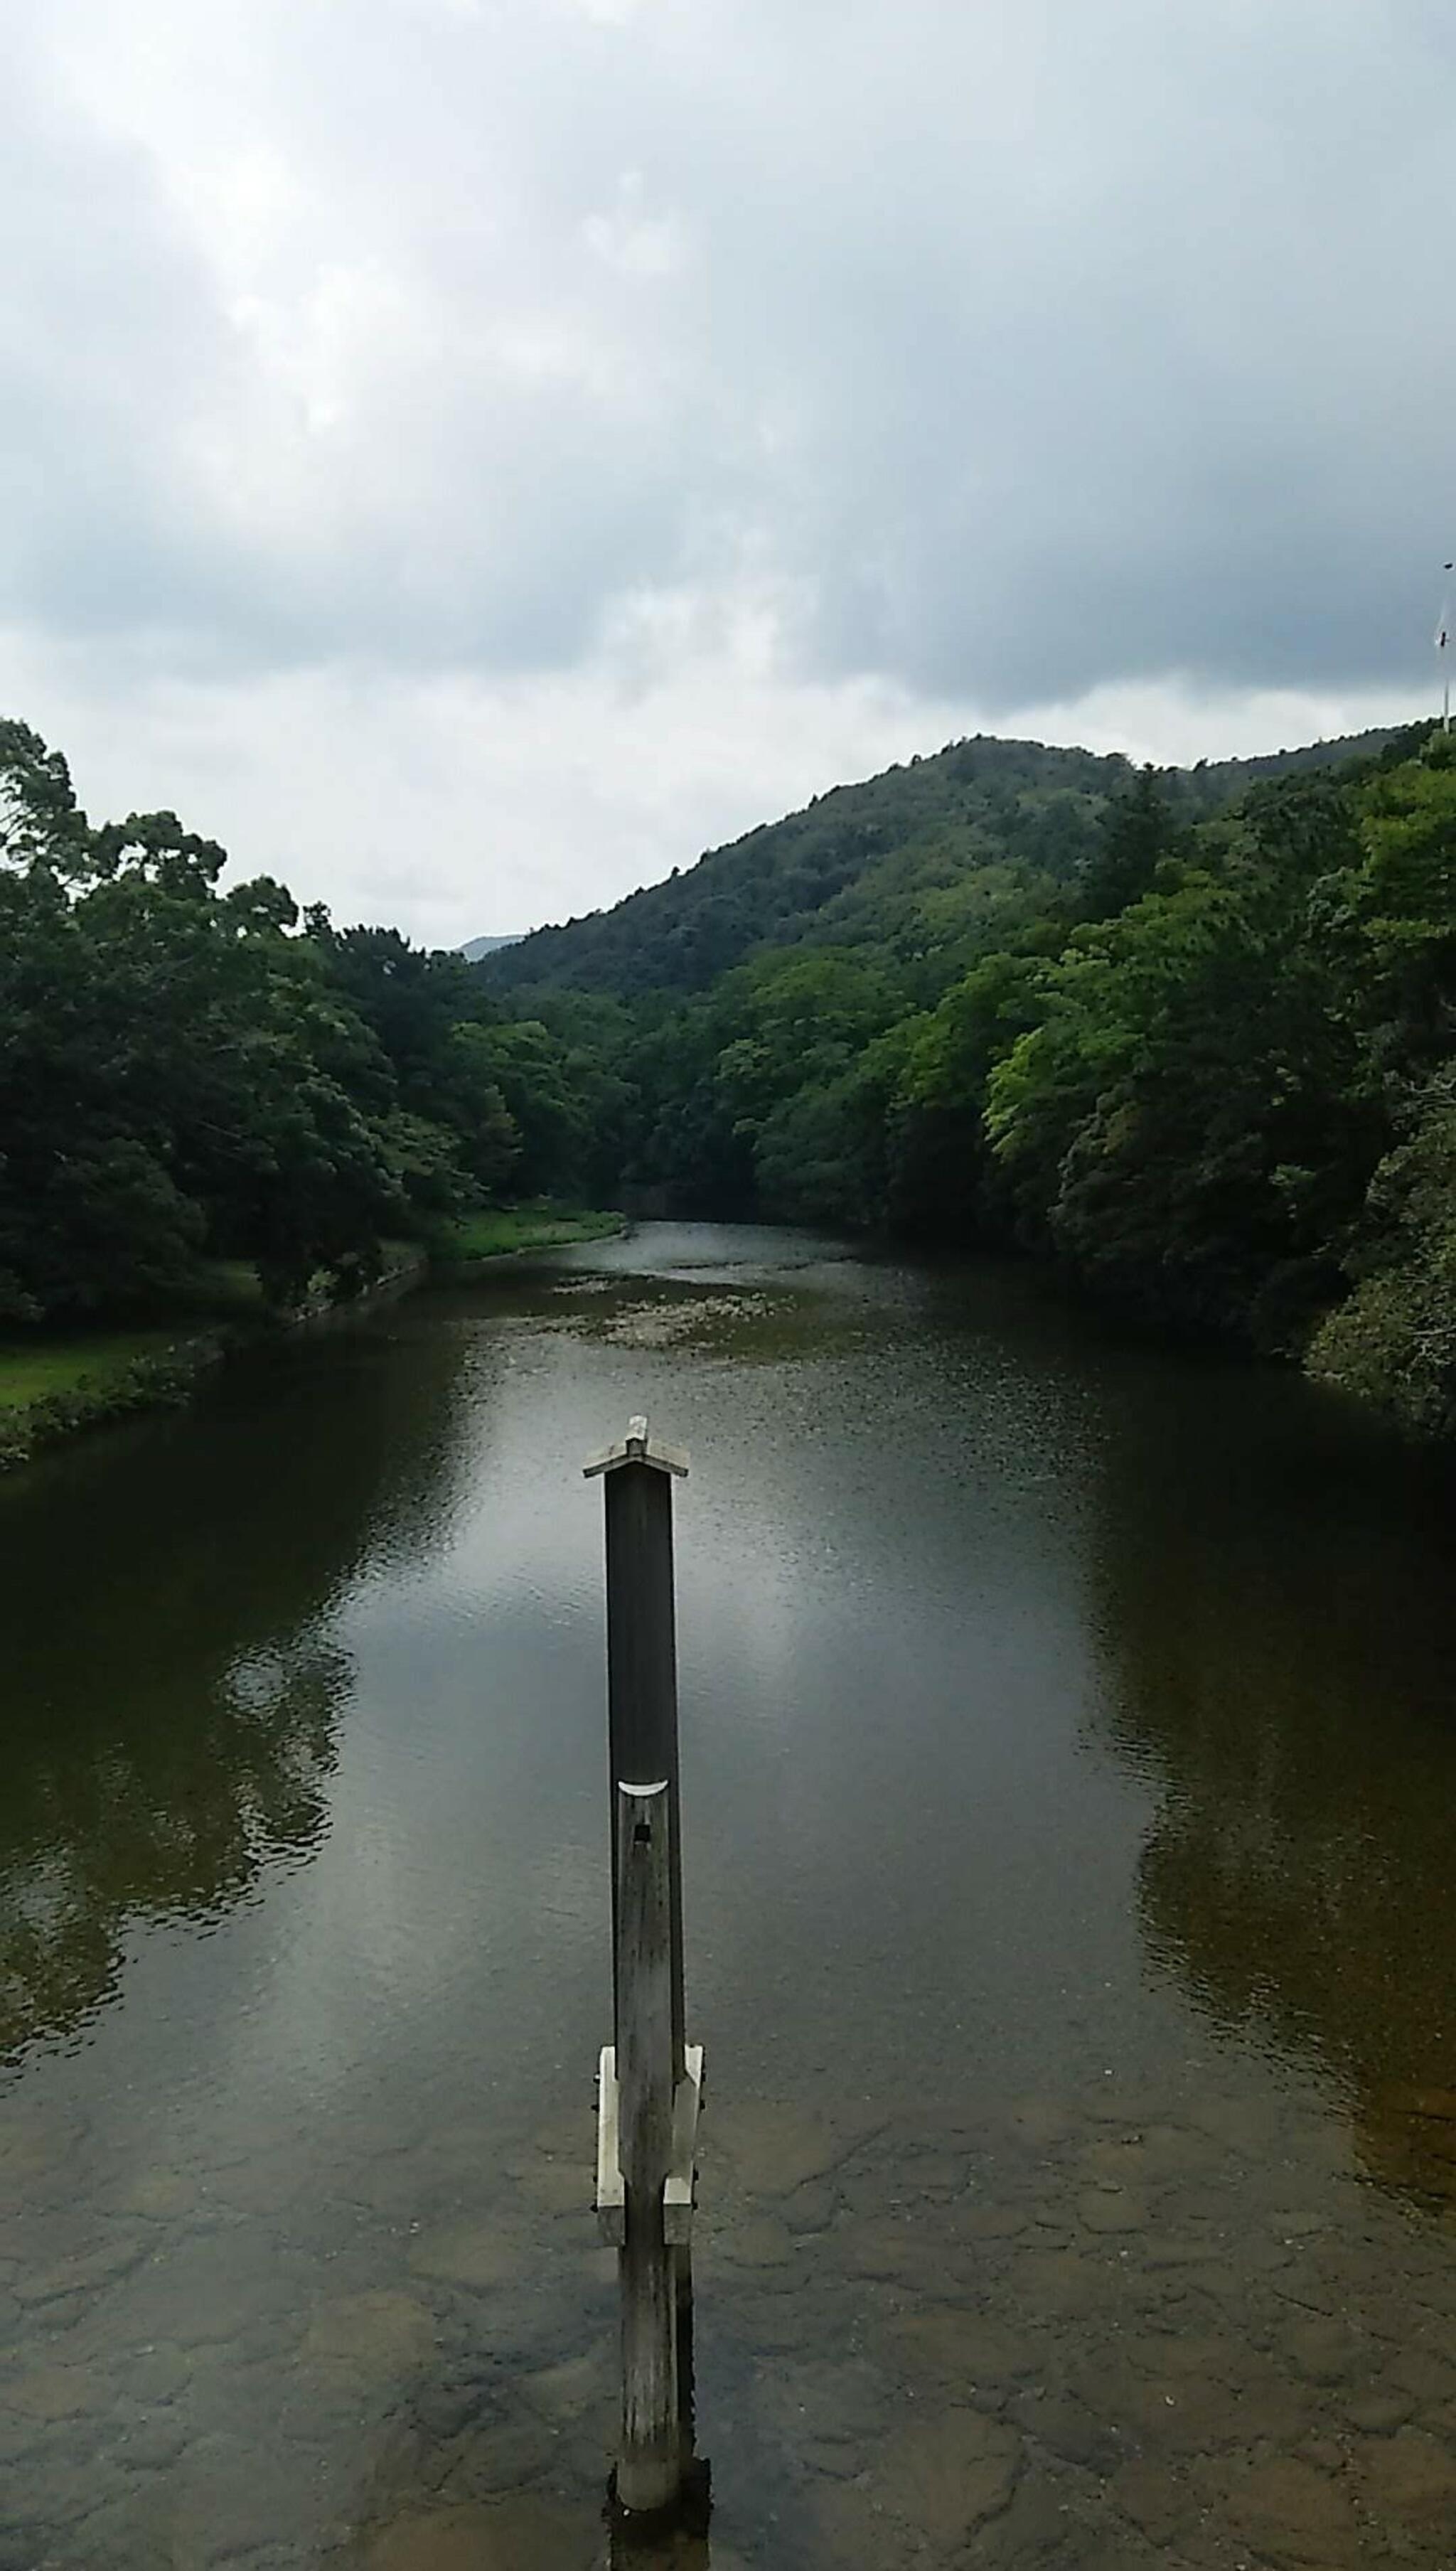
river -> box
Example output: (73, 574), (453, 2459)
(2, 1223), (1454, 2568)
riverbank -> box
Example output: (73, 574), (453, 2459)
(0, 1327), (228, 1468)
(0, 1246), (428, 1470)
(0, 1256), (267, 1468)
(430, 1203), (627, 1270)
(0, 1216), (626, 1469)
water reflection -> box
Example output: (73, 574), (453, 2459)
(1087, 1364), (1456, 2203)
(6, 1232), (1456, 2570)
(0, 1315), (473, 2062)
(0, 1634), (346, 2063)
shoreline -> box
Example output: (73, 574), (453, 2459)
(429, 1206), (628, 1276)
(0, 1327), (232, 1472)
(0, 1216), (630, 1473)
(0, 1244), (429, 1473)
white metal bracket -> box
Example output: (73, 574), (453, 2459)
(595, 2041), (705, 2247)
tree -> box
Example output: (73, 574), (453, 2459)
(0, 721), (545, 1320)
(1307, 1068), (1456, 1436)
(988, 818), (1380, 1343)
(0, 719), (90, 872)
(1075, 765), (1186, 921)
(887, 952), (1046, 1237)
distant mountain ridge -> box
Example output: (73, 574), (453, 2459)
(459, 934), (522, 961)
(477, 726), (1403, 998)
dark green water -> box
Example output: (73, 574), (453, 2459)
(2, 1224), (1455, 2570)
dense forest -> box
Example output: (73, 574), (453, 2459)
(0, 719), (617, 1322)
(3, 712), (1452, 1442)
(481, 724), (1454, 1440)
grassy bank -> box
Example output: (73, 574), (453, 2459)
(432, 1204), (628, 1266)
(0, 1250), (424, 1470)
(0, 1261), (270, 1453)
(0, 1327), (228, 1467)
(0, 1219), (612, 1467)
(0, 1330), (188, 1413)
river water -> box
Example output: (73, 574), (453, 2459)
(2, 1224), (1455, 2570)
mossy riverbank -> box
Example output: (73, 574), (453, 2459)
(0, 1327), (229, 1468)
(0, 1251), (420, 1470)
(430, 1204), (628, 1268)
(0, 1217), (625, 1468)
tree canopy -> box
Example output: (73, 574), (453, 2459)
(0, 720), (602, 1322)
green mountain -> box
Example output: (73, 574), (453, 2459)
(481, 728), (1401, 999)
(476, 715), (1452, 1439)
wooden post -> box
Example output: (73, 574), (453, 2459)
(597, 1419), (687, 2079)
(615, 1780), (678, 2517)
(586, 1418), (705, 2528)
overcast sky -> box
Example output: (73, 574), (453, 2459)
(4, 1), (1451, 943)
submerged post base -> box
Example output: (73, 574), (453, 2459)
(608, 2453), (712, 2546)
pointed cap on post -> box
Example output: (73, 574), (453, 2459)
(583, 1413), (690, 1480)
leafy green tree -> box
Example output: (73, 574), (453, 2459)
(989, 824), (1379, 1341)
(754, 1027), (914, 1227)
(1302, 740), (1456, 1426)
(887, 952), (1046, 1237)
(1074, 764), (1187, 921)
(0, 719), (90, 872)
(622, 996), (756, 1213)
(460, 1019), (592, 1196)
(713, 952), (901, 1135)
(0, 720), (573, 1321)
(1345, 744), (1456, 1073)
(1307, 1067), (1456, 1436)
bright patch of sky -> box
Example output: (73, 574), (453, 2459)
(4, 1), (1451, 941)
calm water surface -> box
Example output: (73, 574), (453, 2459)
(1, 1224), (1455, 2569)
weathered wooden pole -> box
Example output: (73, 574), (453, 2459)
(599, 1419), (687, 2077)
(614, 1779), (678, 2516)
(585, 1418), (704, 2527)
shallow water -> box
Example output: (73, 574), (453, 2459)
(1, 1224), (1454, 2569)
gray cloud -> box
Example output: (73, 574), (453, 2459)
(2, 0), (1451, 925)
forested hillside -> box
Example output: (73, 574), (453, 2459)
(483, 729), (1398, 999)
(483, 722), (1452, 1438)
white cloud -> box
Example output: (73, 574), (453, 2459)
(583, 172), (688, 280)
(1, 614), (1435, 948)
(3, 0), (1452, 934)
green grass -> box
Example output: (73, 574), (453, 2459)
(0, 1329), (191, 1413)
(0, 1258), (274, 1418)
(0, 1248), (434, 1465)
(434, 1204), (627, 1263)
(0, 1224), (603, 1458)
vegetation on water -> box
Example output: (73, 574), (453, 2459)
(4, 706), (1452, 1448)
